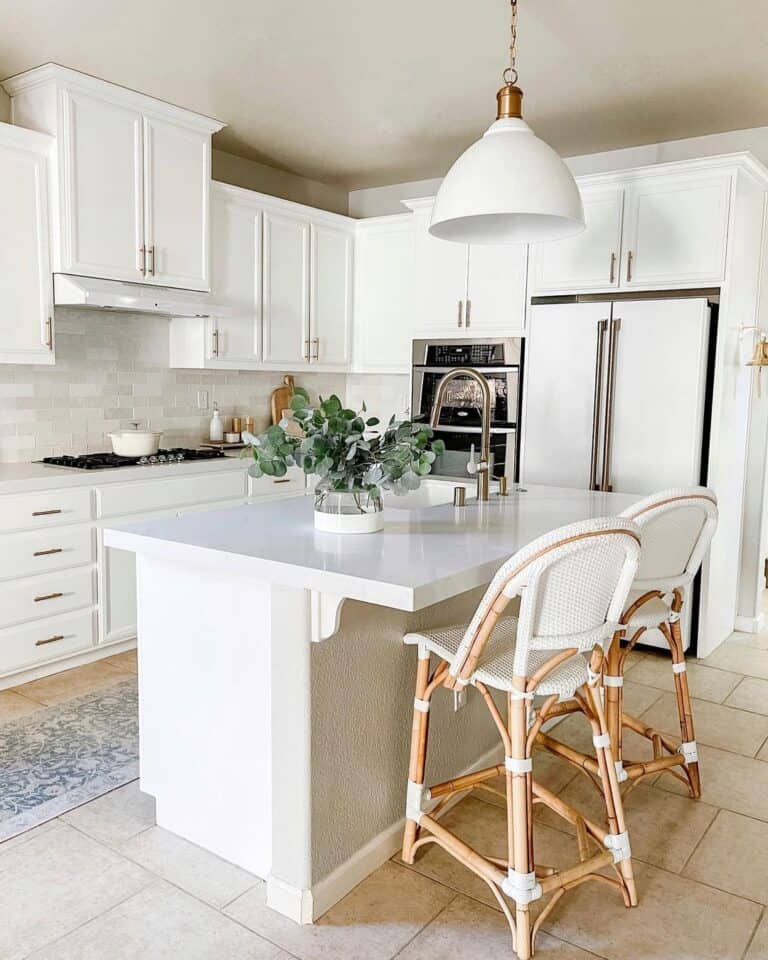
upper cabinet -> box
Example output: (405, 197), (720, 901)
(352, 215), (414, 374)
(3, 64), (223, 292)
(529, 165), (732, 295)
(170, 184), (354, 372)
(529, 184), (625, 294)
(0, 124), (54, 365)
(406, 199), (528, 338)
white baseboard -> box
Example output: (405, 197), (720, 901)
(735, 614), (765, 634)
(309, 741), (505, 921)
(266, 875), (314, 924)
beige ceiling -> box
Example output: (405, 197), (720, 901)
(1, 0), (767, 190)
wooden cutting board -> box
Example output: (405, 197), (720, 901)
(270, 375), (295, 425)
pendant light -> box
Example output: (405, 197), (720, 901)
(429, 0), (585, 245)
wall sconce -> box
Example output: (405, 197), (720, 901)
(744, 327), (768, 395)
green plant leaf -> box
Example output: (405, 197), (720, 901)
(321, 395), (342, 417)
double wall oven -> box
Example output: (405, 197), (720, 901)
(411, 338), (524, 481)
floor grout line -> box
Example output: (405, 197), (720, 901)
(740, 904), (765, 960)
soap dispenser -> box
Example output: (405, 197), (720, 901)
(209, 402), (224, 443)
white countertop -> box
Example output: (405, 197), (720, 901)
(0, 454), (249, 495)
(105, 484), (641, 611)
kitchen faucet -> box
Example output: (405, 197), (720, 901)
(429, 368), (492, 501)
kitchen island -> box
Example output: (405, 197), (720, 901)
(105, 483), (638, 923)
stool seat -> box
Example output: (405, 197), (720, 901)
(405, 616), (590, 697)
(625, 592), (671, 630)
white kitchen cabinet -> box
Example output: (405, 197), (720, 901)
(528, 164), (732, 295)
(209, 185), (262, 366)
(406, 199), (528, 337)
(310, 223), (352, 367)
(621, 170), (731, 289)
(352, 214), (414, 373)
(0, 124), (54, 365)
(409, 202), (468, 335)
(60, 90), (144, 283)
(466, 243), (528, 334)
(3, 64), (222, 291)
(143, 116), (211, 289)
(529, 184), (625, 294)
(262, 209), (311, 365)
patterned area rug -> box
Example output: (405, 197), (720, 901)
(0, 678), (138, 842)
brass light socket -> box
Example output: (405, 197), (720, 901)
(496, 83), (523, 119)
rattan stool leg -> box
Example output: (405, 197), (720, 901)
(402, 648), (432, 863)
(663, 609), (701, 799)
(585, 683), (637, 907)
(508, 688), (534, 960)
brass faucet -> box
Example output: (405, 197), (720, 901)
(429, 368), (492, 501)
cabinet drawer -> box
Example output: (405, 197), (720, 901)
(0, 525), (94, 581)
(249, 467), (306, 500)
(0, 609), (96, 676)
(0, 566), (96, 629)
(0, 487), (93, 533)
(97, 470), (247, 518)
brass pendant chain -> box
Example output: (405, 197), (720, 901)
(504, 0), (519, 86)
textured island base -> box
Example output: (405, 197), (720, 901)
(133, 551), (504, 923)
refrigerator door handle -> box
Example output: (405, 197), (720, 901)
(589, 319), (608, 491)
(601, 317), (622, 492)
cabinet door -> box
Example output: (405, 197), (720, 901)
(353, 218), (414, 373)
(209, 188), (261, 365)
(262, 210), (310, 365)
(466, 244), (528, 334)
(60, 90), (144, 282)
(310, 223), (352, 367)
(521, 302), (609, 488)
(0, 130), (54, 364)
(528, 185), (624, 294)
(609, 299), (709, 494)
(411, 207), (469, 336)
(144, 116), (210, 290)
(622, 171), (731, 288)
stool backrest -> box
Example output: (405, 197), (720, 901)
(619, 487), (718, 593)
(449, 517), (641, 684)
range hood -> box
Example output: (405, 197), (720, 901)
(53, 274), (230, 318)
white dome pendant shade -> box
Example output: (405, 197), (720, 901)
(429, 83), (585, 245)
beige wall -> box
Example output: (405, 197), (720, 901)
(0, 86), (9, 123)
(212, 149), (348, 216)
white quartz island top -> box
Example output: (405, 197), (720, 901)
(105, 484), (640, 611)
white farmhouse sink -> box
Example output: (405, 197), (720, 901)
(382, 479), (476, 510)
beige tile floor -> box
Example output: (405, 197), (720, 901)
(2, 637), (768, 959)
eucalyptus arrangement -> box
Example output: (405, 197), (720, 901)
(242, 388), (445, 531)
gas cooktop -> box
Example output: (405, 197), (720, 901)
(39, 448), (228, 470)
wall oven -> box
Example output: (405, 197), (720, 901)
(411, 338), (524, 481)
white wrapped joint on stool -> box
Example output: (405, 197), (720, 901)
(502, 869), (543, 905)
(678, 740), (698, 764)
(505, 756), (533, 774)
(604, 830), (632, 864)
(406, 780), (426, 823)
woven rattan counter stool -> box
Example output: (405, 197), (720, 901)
(599, 487), (718, 798)
(400, 517), (642, 960)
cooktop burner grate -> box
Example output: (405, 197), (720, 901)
(39, 448), (228, 470)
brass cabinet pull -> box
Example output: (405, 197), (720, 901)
(34, 592), (64, 603)
(626, 250), (633, 282)
(273, 478), (290, 484)
(311, 338), (319, 361)
(147, 245), (155, 276)
(457, 300), (464, 328)
(465, 299), (472, 329)
(609, 252), (616, 284)
(303, 339), (310, 360)
(45, 316), (54, 351)
(211, 327), (220, 357)
(33, 547), (63, 557)
(32, 508), (62, 517)
(35, 634), (64, 647)
(138, 246), (146, 275)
